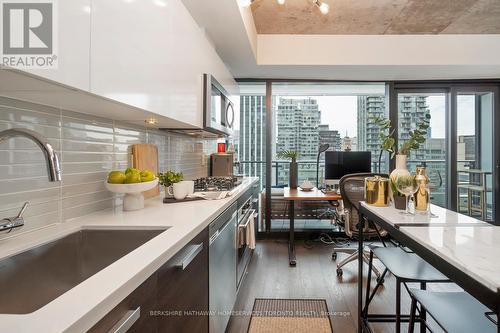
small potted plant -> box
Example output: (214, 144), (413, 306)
(373, 114), (430, 209)
(157, 171), (183, 197)
(277, 150), (299, 189)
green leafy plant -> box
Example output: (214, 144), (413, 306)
(157, 170), (183, 187)
(373, 114), (430, 198)
(372, 117), (396, 169)
(372, 114), (431, 158)
(277, 150), (298, 163)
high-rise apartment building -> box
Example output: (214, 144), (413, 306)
(357, 95), (387, 171)
(276, 98), (321, 184)
(318, 124), (341, 151)
(239, 94), (266, 188)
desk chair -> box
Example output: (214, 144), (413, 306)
(332, 173), (388, 280)
(408, 289), (497, 333)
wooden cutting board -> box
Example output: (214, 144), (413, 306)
(131, 144), (160, 199)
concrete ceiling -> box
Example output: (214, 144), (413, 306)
(181, 0), (500, 80)
(252, 0), (500, 34)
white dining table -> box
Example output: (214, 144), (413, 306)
(357, 202), (500, 333)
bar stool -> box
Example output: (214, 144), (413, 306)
(408, 289), (498, 333)
(363, 246), (451, 333)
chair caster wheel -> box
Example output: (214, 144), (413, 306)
(336, 268), (343, 277)
(332, 252), (337, 261)
(376, 277), (384, 284)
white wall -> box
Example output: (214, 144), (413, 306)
(257, 34), (500, 66)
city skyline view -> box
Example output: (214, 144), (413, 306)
(273, 95), (476, 140)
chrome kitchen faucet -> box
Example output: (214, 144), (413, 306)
(0, 128), (62, 233)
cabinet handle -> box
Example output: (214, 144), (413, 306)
(108, 307), (140, 333)
(175, 243), (203, 270)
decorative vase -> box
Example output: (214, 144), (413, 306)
(289, 161), (298, 189)
(414, 166), (430, 213)
(390, 154), (410, 210)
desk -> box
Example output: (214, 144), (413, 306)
(358, 202), (499, 333)
(283, 187), (342, 266)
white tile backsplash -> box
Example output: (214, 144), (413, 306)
(0, 96), (214, 239)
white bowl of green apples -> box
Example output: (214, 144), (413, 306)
(105, 168), (158, 211)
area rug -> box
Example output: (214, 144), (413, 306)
(247, 298), (333, 333)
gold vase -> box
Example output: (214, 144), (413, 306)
(365, 176), (390, 207)
(414, 166), (430, 212)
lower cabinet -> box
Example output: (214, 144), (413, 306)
(87, 228), (209, 333)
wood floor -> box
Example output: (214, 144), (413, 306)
(227, 240), (456, 333)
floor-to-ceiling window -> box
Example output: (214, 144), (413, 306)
(393, 84), (499, 222)
(236, 80), (499, 233)
(454, 89), (497, 221)
(396, 92), (447, 207)
(271, 83), (388, 190)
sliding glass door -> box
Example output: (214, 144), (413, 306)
(454, 88), (498, 221)
(395, 86), (499, 222)
(396, 91), (448, 207)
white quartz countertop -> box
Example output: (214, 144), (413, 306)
(399, 225), (500, 293)
(360, 202), (489, 228)
(0, 177), (259, 333)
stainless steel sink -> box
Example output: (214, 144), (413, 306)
(0, 228), (166, 314)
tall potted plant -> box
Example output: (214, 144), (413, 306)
(373, 114), (431, 209)
(277, 150), (299, 189)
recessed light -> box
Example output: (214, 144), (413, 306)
(277, 0), (286, 5)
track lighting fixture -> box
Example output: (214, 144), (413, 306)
(313, 0), (329, 14)
(241, 0), (254, 7)
(242, 0), (328, 14)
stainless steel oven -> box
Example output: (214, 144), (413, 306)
(236, 193), (255, 289)
(203, 73), (235, 136)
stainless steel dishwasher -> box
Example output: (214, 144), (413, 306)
(209, 202), (237, 333)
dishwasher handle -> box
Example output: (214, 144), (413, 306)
(175, 243), (203, 270)
(210, 210), (237, 244)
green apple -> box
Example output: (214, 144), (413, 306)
(140, 170), (155, 182)
(125, 172), (142, 184)
(107, 171), (126, 184)
(125, 167), (140, 175)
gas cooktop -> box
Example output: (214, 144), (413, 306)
(194, 177), (241, 192)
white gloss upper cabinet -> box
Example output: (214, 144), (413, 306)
(90, 0), (237, 128)
(22, 0), (91, 91)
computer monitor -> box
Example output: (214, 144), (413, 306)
(324, 151), (372, 185)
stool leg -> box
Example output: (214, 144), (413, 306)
(364, 249), (374, 318)
(420, 282), (426, 333)
(396, 278), (401, 333)
(408, 297), (418, 333)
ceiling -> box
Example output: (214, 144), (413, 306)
(181, 0), (500, 80)
(251, 0), (500, 34)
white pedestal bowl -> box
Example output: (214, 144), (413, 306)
(105, 178), (159, 211)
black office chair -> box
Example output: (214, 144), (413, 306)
(408, 289), (498, 333)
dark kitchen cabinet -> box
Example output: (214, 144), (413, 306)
(87, 274), (158, 333)
(87, 228), (209, 333)
(157, 227), (209, 333)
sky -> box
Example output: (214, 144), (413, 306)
(274, 94), (477, 139)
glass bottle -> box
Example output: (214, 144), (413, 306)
(414, 166), (430, 213)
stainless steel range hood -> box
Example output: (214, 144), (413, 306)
(159, 128), (225, 139)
